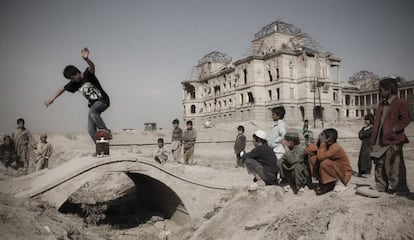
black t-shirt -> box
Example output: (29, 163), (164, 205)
(64, 69), (110, 107)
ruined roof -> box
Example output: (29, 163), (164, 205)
(198, 51), (232, 64)
(254, 20), (302, 38)
(254, 20), (322, 52)
(349, 71), (379, 82)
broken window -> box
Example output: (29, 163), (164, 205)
(214, 86), (220, 95)
(277, 88), (280, 100)
(184, 83), (196, 99)
(345, 95), (350, 106)
(248, 92), (254, 103)
(268, 70), (273, 82)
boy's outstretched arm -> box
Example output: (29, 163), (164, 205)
(81, 47), (95, 73)
(44, 88), (65, 107)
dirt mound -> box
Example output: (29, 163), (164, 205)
(0, 122), (413, 239)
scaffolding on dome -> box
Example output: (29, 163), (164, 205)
(198, 51), (232, 64)
(254, 20), (322, 52)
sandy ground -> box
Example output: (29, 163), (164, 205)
(0, 121), (414, 240)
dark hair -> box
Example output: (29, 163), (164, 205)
(379, 78), (398, 95)
(63, 65), (81, 79)
(172, 119), (179, 124)
(271, 106), (286, 119)
(304, 119), (308, 123)
(186, 120), (193, 126)
(17, 118), (25, 124)
(322, 128), (338, 143)
(3, 135), (11, 141)
(157, 138), (164, 143)
(364, 113), (374, 124)
(237, 125), (245, 132)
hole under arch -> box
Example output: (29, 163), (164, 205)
(58, 172), (190, 228)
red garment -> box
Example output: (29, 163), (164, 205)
(371, 97), (410, 146)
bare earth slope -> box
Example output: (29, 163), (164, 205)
(0, 121), (413, 240)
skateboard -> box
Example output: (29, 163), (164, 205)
(96, 129), (110, 157)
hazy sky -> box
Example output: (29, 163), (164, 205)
(1, 0), (413, 134)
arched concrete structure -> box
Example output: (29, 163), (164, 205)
(2, 154), (230, 221)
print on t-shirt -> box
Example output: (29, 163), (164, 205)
(79, 82), (103, 101)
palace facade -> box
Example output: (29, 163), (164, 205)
(182, 21), (413, 126)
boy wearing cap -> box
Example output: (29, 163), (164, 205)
(34, 133), (53, 171)
(242, 130), (278, 190)
(278, 132), (309, 194)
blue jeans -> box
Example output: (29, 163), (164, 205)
(88, 101), (109, 142)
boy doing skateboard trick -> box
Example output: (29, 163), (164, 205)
(44, 48), (111, 142)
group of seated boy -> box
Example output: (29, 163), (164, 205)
(241, 128), (352, 195)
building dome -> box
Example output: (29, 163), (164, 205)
(198, 51), (232, 64)
(254, 20), (302, 39)
(349, 71), (380, 90)
(349, 71), (379, 82)
(253, 20), (321, 52)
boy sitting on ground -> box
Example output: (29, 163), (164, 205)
(154, 138), (168, 164)
(278, 132), (309, 195)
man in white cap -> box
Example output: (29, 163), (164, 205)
(242, 130), (278, 190)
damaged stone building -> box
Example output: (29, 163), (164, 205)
(182, 20), (414, 126)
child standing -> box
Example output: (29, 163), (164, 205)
(233, 125), (246, 168)
(269, 106), (286, 160)
(357, 113), (374, 178)
(11, 118), (33, 173)
(370, 78), (410, 195)
(154, 138), (168, 164)
(182, 120), (197, 165)
(34, 133), (53, 171)
(44, 48), (111, 143)
(171, 119), (183, 163)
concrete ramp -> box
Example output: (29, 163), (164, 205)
(1, 153), (231, 220)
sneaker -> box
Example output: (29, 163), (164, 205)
(361, 174), (370, 178)
(283, 185), (291, 193)
(297, 188), (305, 196)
